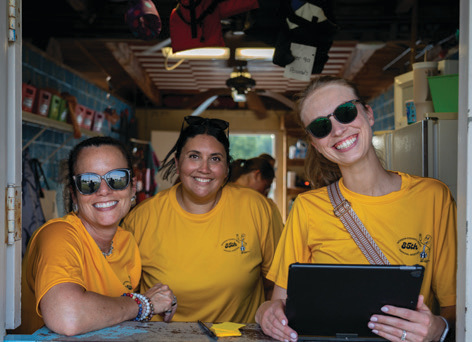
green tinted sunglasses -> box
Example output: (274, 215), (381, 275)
(305, 99), (361, 139)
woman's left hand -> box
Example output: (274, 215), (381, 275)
(368, 295), (447, 341)
(144, 283), (177, 322)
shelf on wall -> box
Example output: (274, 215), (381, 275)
(287, 187), (310, 196)
(287, 158), (305, 167)
(22, 111), (102, 138)
(22, 111), (103, 163)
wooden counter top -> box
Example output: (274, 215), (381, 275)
(5, 322), (276, 342)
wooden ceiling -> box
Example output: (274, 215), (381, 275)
(22, 0), (459, 112)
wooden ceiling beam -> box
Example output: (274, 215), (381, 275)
(106, 42), (162, 106)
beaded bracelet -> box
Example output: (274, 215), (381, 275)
(135, 293), (154, 322)
(122, 293), (154, 322)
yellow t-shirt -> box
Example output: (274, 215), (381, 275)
(17, 213), (141, 334)
(122, 184), (283, 323)
(268, 172), (456, 309)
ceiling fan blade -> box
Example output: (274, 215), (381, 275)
(184, 89), (231, 109)
(190, 95), (219, 116)
(246, 90), (267, 119)
(257, 90), (296, 111)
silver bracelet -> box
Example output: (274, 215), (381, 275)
(439, 316), (449, 342)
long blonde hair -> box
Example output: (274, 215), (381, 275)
(295, 76), (364, 189)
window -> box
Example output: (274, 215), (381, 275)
(229, 134), (276, 198)
(229, 134), (275, 160)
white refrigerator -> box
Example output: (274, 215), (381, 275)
(373, 116), (458, 200)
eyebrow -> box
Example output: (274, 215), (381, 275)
(186, 150), (224, 157)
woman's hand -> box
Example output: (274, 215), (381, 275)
(143, 283), (177, 322)
(255, 299), (298, 342)
(368, 295), (448, 341)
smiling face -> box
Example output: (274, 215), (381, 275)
(176, 134), (228, 204)
(300, 84), (375, 168)
(73, 145), (136, 232)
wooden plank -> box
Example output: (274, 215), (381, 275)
(106, 42), (162, 106)
(5, 322), (275, 341)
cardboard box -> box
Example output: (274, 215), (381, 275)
(92, 111), (105, 132)
(35, 89), (52, 117)
(58, 98), (69, 122)
(74, 104), (86, 126)
(81, 108), (94, 130)
(22, 84), (37, 112)
(48, 95), (62, 121)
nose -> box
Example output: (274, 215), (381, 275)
(198, 159), (211, 173)
(96, 178), (112, 194)
(329, 116), (347, 137)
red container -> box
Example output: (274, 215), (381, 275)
(22, 84), (37, 112)
(74, 104), (86, 127)
(81, 108), (94, 130)
(35, 90), (52, 117)
(92, 111), (105, 132)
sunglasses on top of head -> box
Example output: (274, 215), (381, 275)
(183, 116), (229, 132)
(73, 168), (131, 195)
(305, 99), (362, 139)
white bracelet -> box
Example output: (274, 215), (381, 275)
(439, 316), (449, 342)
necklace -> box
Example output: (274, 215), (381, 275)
(102, 240), (114, 257)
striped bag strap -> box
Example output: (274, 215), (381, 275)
(327, 181), (390, 265)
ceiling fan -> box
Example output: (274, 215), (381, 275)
(185, 64), (296, 119)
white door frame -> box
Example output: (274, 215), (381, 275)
(1, 0), (23, 337)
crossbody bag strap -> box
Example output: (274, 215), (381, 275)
(327, 181), (390, 265)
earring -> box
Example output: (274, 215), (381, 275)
(131, 195), (137, 207)
(72, 202), (79, 213)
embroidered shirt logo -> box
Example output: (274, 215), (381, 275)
(221, 233), (250, 254)
(123, 276), (133, 290)
(397, 234), (431, 263)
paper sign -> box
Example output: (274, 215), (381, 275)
(284, 43), (316, 81)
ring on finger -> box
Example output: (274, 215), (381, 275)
(401, 330), (407, 341)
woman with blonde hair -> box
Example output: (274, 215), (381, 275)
(256, 76), (456, 342)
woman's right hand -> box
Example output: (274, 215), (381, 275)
(255, 299), (298, 342)
(143, 283), (176, 322)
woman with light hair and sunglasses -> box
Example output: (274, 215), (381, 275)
(256, 76), (456, 342)
(122, 116), (283, 324)
(16, 137), (176, 335)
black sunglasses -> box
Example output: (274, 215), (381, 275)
(73, 168), (131, 195)
(183, 116), (229, 132)
(305, 99), (362, 139)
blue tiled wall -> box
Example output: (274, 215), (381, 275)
(22, 45), (135, 215)
(369, 86), (395, 132)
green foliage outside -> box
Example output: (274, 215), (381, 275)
(229, 134), (275, 161)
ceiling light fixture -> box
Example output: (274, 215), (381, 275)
(161, 47), (230, 60)
(235, 48), (275, 61)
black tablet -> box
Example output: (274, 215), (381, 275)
(285, 263), (425, 341)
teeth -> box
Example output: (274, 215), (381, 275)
(94, 201), (117, 209)
(195, 178), (211, 183)
(335, 136), (357, 150)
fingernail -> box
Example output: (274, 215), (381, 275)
(372, 330), (379, 334)
(281, 319), (287, 326)
(290, 332), (297, 339)
(370, 316), (378, 322)
(381, 306), (389, 312)
(368, 323), (375, 329)
(284, 340), (289, 342)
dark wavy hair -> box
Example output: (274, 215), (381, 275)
(66, 136), (134, 211)
(159, 118), (232, 183)
(229, 157), (275, 183)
